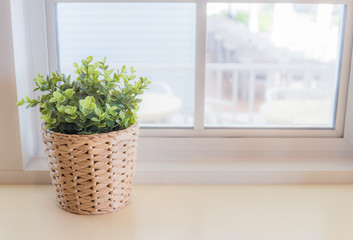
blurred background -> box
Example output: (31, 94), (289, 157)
(57, 3), (196, 127)
(56, 3), (345, 128)
(205, 3), (344, 128)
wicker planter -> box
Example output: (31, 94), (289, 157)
(41, 124), (139, 215)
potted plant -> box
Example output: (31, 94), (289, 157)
(17, 56), (150, 215)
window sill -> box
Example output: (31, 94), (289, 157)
(12, 150), (353, 184)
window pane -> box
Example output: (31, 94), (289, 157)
(56, 3), (196, 127)
(205, 3), (345, 128)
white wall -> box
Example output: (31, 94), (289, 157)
(0, 0), (23, 170)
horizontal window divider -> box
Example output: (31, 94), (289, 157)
(137, 137), (353, 152)
(139, 129), (341, 138)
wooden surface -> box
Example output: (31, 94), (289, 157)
(1, 184), (353, 240)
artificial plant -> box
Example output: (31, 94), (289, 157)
(17, 56), (151, 134)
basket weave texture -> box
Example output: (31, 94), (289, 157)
(41, 124), (138, 215)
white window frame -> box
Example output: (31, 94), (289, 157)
(5, 0), (353, 184)
(46, 0), (352, 138)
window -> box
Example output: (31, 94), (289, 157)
(7, 0), (353, 183)
(205, 3), (345, 128)
(56, 3), (196, 127)
(48, 1), (350, 135)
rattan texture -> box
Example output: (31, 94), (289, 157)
(41, 124), (138, 215)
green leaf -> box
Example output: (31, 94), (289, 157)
(16, 100), (24, 106)
(64, 89), (74, 99)
(95, 107), (102, 117)
(53, 91), (61, 99)
(87, 56), (93, 63)
(119, 111), (125, 119)
(106, 69), (114, 75)
(64, 106), (77, 115)
(36, 76), (45, 85)
(49, 96), (56, 103)
(57, 106), (65, 113)
(82, 107), (93, 116)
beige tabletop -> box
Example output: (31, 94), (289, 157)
(1, 184), (353, 240)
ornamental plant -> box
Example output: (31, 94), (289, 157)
(17, 56), (151, 134)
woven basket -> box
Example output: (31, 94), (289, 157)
(41, 124), (139, 215)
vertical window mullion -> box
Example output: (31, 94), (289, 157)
(335, 3), (353, 135)
(194, 0), (207, 130)
(45, 0), (59, 73)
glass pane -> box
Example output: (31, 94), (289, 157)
(56, 3), (196, 127)
(205, 3), (345, 128)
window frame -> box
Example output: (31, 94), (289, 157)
(45, 0), (352, 138)
(7, 0), (353, 184)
